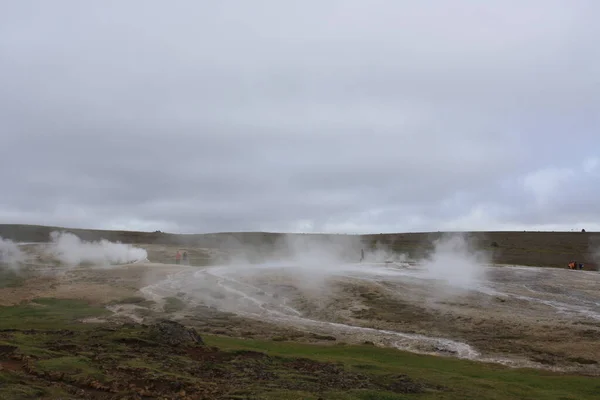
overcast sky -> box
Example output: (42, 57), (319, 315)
(1, 1), (599, 234)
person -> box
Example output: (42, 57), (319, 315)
(360, 249), (365, 262)
(182, 251), (188, 265)
(175, 251), (181, 265)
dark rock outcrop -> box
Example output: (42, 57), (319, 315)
(148, 320), (204, 346)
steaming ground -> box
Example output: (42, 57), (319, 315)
(1, 234), (599, 376)
(141, 261), (600, 374)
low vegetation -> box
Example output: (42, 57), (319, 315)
(0, 298), (598, 399)
(0, 298), (110, 330)
(0, 268), (25, 289)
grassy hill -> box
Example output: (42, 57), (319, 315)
(1, 224), (599, 269)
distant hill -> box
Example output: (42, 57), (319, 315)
(0, 224), (598, 269)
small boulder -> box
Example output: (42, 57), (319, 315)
(149, 320), (204, 346)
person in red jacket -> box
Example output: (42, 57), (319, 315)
(175, 251), (181, 265)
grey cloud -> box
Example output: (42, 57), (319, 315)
(1, 1), (599, 233)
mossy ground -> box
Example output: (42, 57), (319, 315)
(0, 298), (598, 399)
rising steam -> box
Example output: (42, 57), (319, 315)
(421, 233), (488, 290)
(0, 236), (25, 270)
(45, 231), (148, 267)
(164, 231), (490, 318)
(227, 232), (487, 291)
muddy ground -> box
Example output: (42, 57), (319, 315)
(3, 242), (599, 378)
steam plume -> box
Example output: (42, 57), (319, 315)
(421, 233), (488, 290)
(0, 236), (25, 270)
(45, 231), (148, 267)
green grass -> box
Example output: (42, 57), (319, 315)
(0, 384), (49, 399)
(0, 298), (598, 399)
(204, 335), (600, 400)
(163, 296), (186, 313)
(0, 298), (110, 329)
(0, 268), (26, 288)
(36, 356), (106, 381)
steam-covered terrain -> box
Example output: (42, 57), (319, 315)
(143, 262), (599, 367)
(1, 228), (600, 398)
(140, 236), (600, 374)
(2, 230), (599, 371)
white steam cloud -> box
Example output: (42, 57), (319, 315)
(46, 231), (148, 267)
(421, 234), (488, 290)
(167, 232), (489, 316)
(0, 236), (25, 270)
(216, 234), (364, 296)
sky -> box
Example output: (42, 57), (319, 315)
(1, 0), (599, 234)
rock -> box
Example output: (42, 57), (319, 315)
(149, 320), (204, 346)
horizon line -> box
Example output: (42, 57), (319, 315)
(0, 223), (593, 236)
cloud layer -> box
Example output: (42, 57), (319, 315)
(1, 1), (599, 233)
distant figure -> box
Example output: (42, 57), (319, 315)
(360, 249), (365, 262)
(579, 263), (584, 270)
(175, 251), (181, 265)
(182, 251), (188, 265)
